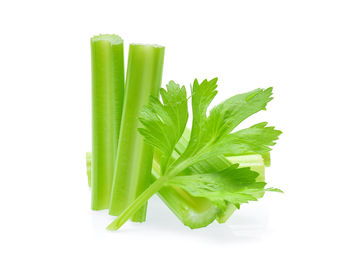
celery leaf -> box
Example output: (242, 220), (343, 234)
(167, 164), (278, 210)
(138, 81), (188, 173)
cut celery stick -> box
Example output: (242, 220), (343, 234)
(87, 128), (267, 227)
(87, 149), (266, 228)
(109, 44), (165, 221)
(91, 34), (124, 210)
(152, 150), (219, 228)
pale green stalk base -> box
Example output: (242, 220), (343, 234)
(91, 34), (124, 210)
(152, 154), (219, 228)
(109, 44), (165, 221)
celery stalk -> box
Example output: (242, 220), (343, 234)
(86, 126), (267, 227)
(109, 44), (165, 221)
(153, 146), (220, 228)
(91, 35), (124, 210)
(87, 148), (266, 228)
(155, 153), (266, 227)
(154, 128), (267, 228)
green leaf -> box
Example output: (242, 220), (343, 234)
(138, 81), (188, 173)
(195, 122), (282, 162)
(181, 78), (218, 158)
(205, 87), (273, 141)
(111, 78), (283, 231)
(167, 165), (275, 211)
(168, 80), (280, 175)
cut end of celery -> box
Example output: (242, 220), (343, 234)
(183, 205), (219, 229)
(158, 186), (219, 229)
(130, 43), (165, 49)
(91, 34), (123, 44)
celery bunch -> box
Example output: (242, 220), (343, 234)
(88, 34), (282, 231)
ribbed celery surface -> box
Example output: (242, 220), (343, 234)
(87, 142), (267, 228)
(91, 34), (124, 210)
(109, 44), (165, 221)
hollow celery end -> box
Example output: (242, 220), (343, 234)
(153, 158), (219, 228)
(158, 186), (219, 229)
(91, 34), (123, 44)
(183, 206), (219, 229)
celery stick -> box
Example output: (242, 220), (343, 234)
(91, 34), (124, 210)
(152, 148), (219, 228)
(109, 44), (165, 221)
(87, 127), (267, 227)
(87, 148), (266, 228)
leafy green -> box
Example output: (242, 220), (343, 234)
(167, 79), (280, 176)
(107, 78), (282, 231)
(167, 165), (272, 211)
(138, 81), (188, 173)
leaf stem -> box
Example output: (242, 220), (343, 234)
(107, 176), (169, 231)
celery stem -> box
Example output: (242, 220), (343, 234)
(109, 44), (165, 221)
(107, 176), (168, 231)
(91, 35), (124, 210)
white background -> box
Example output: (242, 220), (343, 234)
(1, 0), (349, 267)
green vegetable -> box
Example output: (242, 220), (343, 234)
(108, 44), (165, 221)
(107, 79), (282, 231)
(90, 34), (124, 210)
(86, 142), (267, 228)
(156, 128), (268, 228)
(156, 155), (267, 228)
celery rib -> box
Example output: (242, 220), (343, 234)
(90, 34), (124, 210)
(87, 135), (267, 228)
(155, 128), (267, 227)
(109, 44), (165, 221)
